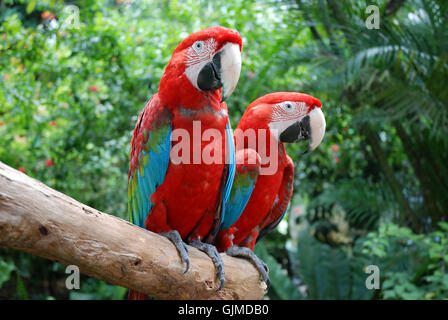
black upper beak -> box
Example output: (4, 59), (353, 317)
(279, 115), (311, 144)
(197, 51), (223, 92)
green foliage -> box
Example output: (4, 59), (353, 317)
(293, 230), (374, 300)
(0, 258), (16, 289)
(69, 278), (127, 300)
(254, 242), (303, 300)
(15, 272), (29, 300)
(362, 222), (448, 299)
(307, 178), (397, 230)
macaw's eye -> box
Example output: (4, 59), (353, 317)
(281, 102), (294, 112)
(192, 41), (205, 53)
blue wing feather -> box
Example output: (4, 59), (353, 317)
(220, 121), (236, 227)
(129, 114), (172, 228)
(220, 145), (258, 231)
(220, 174), (257, 230)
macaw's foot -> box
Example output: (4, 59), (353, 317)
(226, 246), (270, 286)
(189, 240), (225, 290)
(160, 230), (190, 273)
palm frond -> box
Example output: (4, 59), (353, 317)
(254, 242), (304, 300)
(308, 179), (398, 230)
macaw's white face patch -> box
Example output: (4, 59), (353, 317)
(184, 39), (241, 102)
(184, 38), (218, 91)
(185, 38), (218, 67)
(268, 101), (309, 141)
(267, 101), (326, 153)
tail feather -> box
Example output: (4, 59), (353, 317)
(128, 290), (150, 300)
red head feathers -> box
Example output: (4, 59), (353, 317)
(159, 26), (243, 110)
(238, 92), (325, 153)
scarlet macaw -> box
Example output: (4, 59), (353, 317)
(127, 26), (242, 298)
(216, 92), (326, 284)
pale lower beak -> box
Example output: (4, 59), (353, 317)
(305, 107), (326, 153)
(218, 42), (241, 102)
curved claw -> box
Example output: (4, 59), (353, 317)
(160, 230), (190, 273)
(189, 240), (225, 290)
(226, 245), (270, 286)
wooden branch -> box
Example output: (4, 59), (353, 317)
(0, 161), (267, 300)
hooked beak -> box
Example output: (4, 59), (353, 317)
(196, 42), (241, 102)
(279, 107), (326, 153)
(304, 107), (326, 153)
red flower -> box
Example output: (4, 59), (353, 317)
(18, 166), (26, 173)
(247, 71), (256, 78)
(45, 159), (54, 167)
(41, 11), (51, 19)
(3, 74), (10, 81)
(0, 121), (4, 127)
(89, 85), (98, 92)
(331, 144), (340, 152)
(50, 120), (56, 127)
(333, 156), (340, 163)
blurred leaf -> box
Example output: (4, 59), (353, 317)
(0, 259), (16, 288)
(16, 272), (29, 300)
(26, 0), (37, 14)
(254, 242), (303, 300)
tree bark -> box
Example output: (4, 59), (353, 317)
(0, 161), (267, 300)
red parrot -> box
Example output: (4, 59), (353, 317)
(127, 26), (242, 298)
(216, 92), (326, 284)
